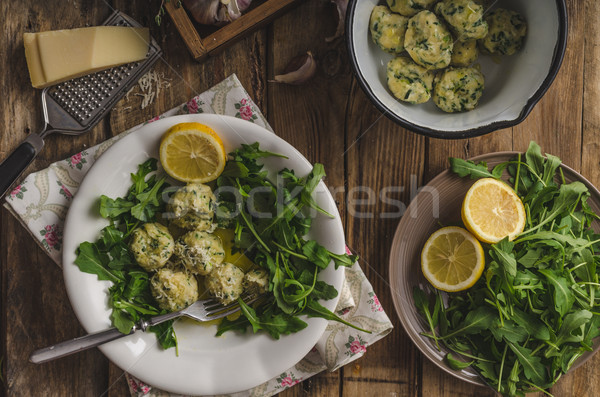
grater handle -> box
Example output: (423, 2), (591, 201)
(0, 134), (44, 198)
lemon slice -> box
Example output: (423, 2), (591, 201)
(461, 178), (526, 244)
(159, 122), (226, 183)
(421, 226), (485, 292)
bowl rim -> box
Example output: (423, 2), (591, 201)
(345, 0), (569, 139)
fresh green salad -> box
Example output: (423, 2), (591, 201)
(414, 142), (600, 396)
(75, 143), (365, 351)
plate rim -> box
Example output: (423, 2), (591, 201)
(61, 114), (346, 395)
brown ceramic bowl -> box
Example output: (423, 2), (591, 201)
(389, 151), (600, 386)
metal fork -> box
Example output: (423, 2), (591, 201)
(29, 295), (257, 364)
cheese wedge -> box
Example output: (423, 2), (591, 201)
(24, 26), (150, 88)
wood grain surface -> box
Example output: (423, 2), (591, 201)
(1, 0), (599, 396)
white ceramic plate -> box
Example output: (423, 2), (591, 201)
(346, 0), (567, 138)
(62, 114), (346, 395)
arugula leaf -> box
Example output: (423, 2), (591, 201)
(149, 320), (177, 350)
(413, 287), (440, 349)
(506, 342), (548, 385)
(449, 158), (499, 180)
(99, 195), (134, 219)
(304, 300), (371, 333)
(238, 299), (307, 339)
(511, 308), (550, 341)
(439, 307), (496, 339)
(523, 182), (588, 234)
(445, 353), (473, 370)
(75, 242), (124, 283)
(555, 310), (593, 346)
(215, 315), (251, 336)
(538, 268), (575, 317)
(490, 319), (528, 344)
(131, 176), (166, 222)
(302, 240), (331, 269)
(130, 158), (157, 195)
(110, 308), (135, 334)
(524, 141), (545, 179)
(491, 239), (517, 278)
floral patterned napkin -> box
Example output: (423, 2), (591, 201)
(4, 74), (393, 397)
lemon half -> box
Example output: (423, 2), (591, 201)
(421, 226), (485, 292)
(159, 122), (226, 183)
(461, 178), (526, 244)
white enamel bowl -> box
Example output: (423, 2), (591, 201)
(346, 0), (568, 138)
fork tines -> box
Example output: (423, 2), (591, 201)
(204, 293), (261, 317)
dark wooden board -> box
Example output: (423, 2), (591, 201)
(165, 0), (302, 61)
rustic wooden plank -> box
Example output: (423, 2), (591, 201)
(511, 0), (584, 169)
(422, 359), (498, 397)
(343, 79), (427, 396)
(580, 0), (600, 186)
(266, 0), (350, 395)
(1, 1), (113, 396)
(563, 0), (600, 395)
(2, 214), (110, 396)
(107, 362), (130, 397)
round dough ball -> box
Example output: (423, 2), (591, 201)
(174, 231), (225, 275)
(433, 66), (485, 112)
(129, 222), (174, 272)
(206, 262), (245, 305)
(405, 10), (453, 69)
(386, 0), (437, 17)
(451, 39), (478, 66)
(243, 269), (269, 294)
(479, 8), (527, 55)
(167, 183), (215, 231)
(150, 267), (199, 312)
(387, 56), (435, 104)
(435, 0), (488, 40)
(370, 5), (409, 54)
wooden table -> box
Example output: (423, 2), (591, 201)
(1, 0), (598, 396)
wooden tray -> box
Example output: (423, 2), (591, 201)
(166, 0), (302, 61)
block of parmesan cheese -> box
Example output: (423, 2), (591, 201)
(24, 26), (150, 88)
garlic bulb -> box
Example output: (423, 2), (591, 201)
(271, 52), (317, 85)
(183, 0), (253, 26)
(326, 0), (348, 42)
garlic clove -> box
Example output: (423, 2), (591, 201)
(271, 51), (317, 85)
(224, 0), (242, 22)
(237, 0), (252, 12)
(325, 0), (348, 42)
(184, 0), (221, 25)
